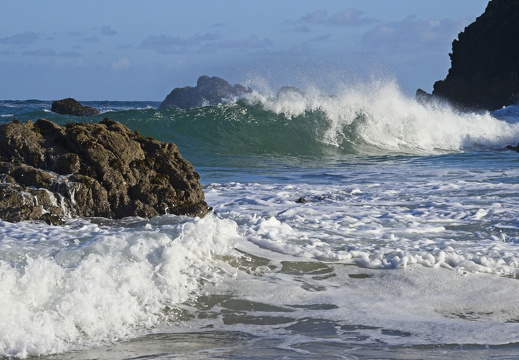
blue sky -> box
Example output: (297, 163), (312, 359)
(0, 0), (489, 100)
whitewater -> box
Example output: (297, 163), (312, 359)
(2, 81), (519, 359)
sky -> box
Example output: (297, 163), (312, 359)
(0, 0), (489, 101)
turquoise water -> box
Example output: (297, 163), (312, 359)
(2, 82), (519, 359)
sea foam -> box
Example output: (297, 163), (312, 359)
(246, 80), (519, 153)
(0, 215), (239, 358)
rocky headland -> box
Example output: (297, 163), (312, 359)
(419, 0), (519, 111)
(51, 98), (100, 116)
(0, 118), (209, 224)
(159, 75), (251, 109)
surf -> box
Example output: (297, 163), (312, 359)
(135, 80), (519, 160)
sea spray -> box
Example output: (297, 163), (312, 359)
(0, 215), (240, 358)
(246, 80), (519, 153)
(3, 83), (519, 159)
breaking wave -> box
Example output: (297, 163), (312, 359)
(129, 80), (519, 158)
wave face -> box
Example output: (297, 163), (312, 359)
(123, 81), (519, 159)
(3, 82), (519, 160)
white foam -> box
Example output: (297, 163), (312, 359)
(210, 263), (519, 346)
(0, 215), (239, 358)
(246, 80), (519, 153)
(206, 163), (519, 276)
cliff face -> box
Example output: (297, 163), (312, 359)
(432, 0), (519, 111)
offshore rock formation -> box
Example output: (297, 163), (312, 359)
(51, 98), (99, 116)
(159, 75), (251, 109)
(0, 118), (209, 224)
(431, 0), (519, 111)
(276, 86), (305, 98)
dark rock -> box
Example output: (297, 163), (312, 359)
(295, 197), (307, 203)
(431, 0), (519, 111)
(506, 143), (519, 152)
(0, 118), (209, 223)
(415, 88), (435, 105)
(51, 98), (99, 116)
(159, 75), (252, 109)
(277, 86), (305, 98)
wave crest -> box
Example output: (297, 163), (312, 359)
(113, 80), (519, 158)
(245, 80), (519, 154)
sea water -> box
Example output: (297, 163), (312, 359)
(2, 81), (519, 359)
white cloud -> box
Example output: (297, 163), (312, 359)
(83, 36), (99, 43)
(111, 57), (130, 70)
(23, 48), (57, 56)
(217, 36), (273, 49)
(0, 32), (40, 45)
(362, 16), (462, 54)
(289, 24), (312, 33)
(300, 8), (374, 27)
(140, 33), (272, 54)
(101, 25), (117, 36)
(301, 10), (328, 24)
(139, 33), (220, 54)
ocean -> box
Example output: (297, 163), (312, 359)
(2, 81), (519, 359)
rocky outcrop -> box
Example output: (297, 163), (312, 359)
(431, 0), (519, 111)
(51, 98), (99, 116)
(0, 118), (209, 224)
(276, 86), (305, 98)
(159, 75), (251, 109)
(415, 88), (435, 105)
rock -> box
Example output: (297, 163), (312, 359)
(295, 197), (307, 203)
(159, 75), (251, 109)
(276, 86), (305, 99)
(415, 88), (435, 104)
(431, 0), (519, 111)
(51, 98), (99, 116)
(506, 143), (519, 152)
(0, 118), (209, 223)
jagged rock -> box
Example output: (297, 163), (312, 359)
(159, 75), (251, 109)
(51, 98), (99, 116)
(0, 118), (209, 223)
(431, 0), (519, 111)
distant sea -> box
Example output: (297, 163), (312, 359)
(2, 81), (519, 359)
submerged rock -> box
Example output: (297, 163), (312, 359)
(51, 98), (99, 116)
(0, 118), (209, 223)
(431, 0), (519, 111)
(159, 75), (251, 109)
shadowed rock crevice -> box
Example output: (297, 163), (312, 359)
(0, 118), (209, 224)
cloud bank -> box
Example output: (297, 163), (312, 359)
(300, 8), (375, 27)
(362, 16), (462, 54)
(140, 32), (272, 54)
(0, 32), (40, 45)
